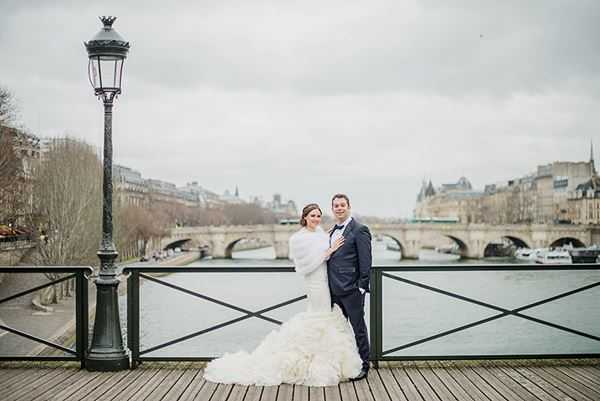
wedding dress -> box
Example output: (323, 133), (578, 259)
(203, 226), (362, 386)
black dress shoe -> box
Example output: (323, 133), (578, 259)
(350, 368), (369, 381)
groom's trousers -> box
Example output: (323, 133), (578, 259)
(331, 290), (370, 370)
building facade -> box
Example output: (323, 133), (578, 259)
(415, 153), (596, 225)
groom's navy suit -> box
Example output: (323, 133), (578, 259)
(327, 218), (372, 370)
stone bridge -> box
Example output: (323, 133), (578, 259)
(162, 223), (600, 259)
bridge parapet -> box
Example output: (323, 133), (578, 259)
(165, 223), (598, 260)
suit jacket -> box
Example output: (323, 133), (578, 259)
(327, 218), (372, 295)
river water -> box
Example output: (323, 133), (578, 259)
(125, 241), (600, 359)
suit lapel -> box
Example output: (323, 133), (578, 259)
(342, 218), (355, 237)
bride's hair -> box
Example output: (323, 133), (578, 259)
(300, 203), (322, 226)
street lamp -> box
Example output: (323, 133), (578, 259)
(84, 16), (130, 371)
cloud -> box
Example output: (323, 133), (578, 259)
(1, 0), (599, 217)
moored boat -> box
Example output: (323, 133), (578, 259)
(535, 249), (572, 265)
(568, 247), (600, 264)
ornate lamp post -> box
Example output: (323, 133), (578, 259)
(84, 16), (130, 371)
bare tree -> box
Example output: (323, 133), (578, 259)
(0, 87), (25, 226)
(0, 86), (17, 127)
(115, 204), (170, 260)
(30, 138), (102, 304)
(0, 128), (25, 225)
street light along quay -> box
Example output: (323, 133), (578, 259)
(84, 16), (130, 371)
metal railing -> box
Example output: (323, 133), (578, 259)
(0, 266), (93, 368)
(369, 265), (600, 366)
(123, 264), (600, 369)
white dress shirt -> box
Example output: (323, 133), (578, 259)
(330, 216), (352, 244)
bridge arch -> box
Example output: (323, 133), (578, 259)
(444, 235), (469, 257)
(503, 236), (530, 249)
(377, 233), (405, 260)
(549, 237), (586, 249)
(482, 236), (531, 258)
(224, 237), (276, 259)
(163, 238), (192, 250)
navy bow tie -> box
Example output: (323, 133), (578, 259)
(333, 224), (345, 232)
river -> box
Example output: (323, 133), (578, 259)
(123, 240), (600, 359)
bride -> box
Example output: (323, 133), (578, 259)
(204, 203), (362, 386)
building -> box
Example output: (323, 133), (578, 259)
(266, 193), (298, 218)
(414, 146), (596, 225)
(414, 177), (482, 222)
(568, 176), (600, 224)
(113, 165), (149, 207)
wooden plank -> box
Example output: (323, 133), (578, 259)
(417, 364), (457, 401)
(310, 387), (325, 401)
(48, 371), (102, 401)
(480, 361), (555, 401)
(277, 384), (293, 401)
(39, 370), (94, 401)
(535, 366), (600, 401)
(324, 385), (342, 401)
(0, 367), (28, 383)
(123, 368), (172, 401)
(5, 368), (70, 401)
(0, 367), (54, 397)
(521, 364), (593, 401)
(366, 370), (392, 401)
(146, 364), (190, 401)
(161, 367), (203, 401)
(437, 365), (487, 401)
(209, 383), (233, 401)
(505, 363), (578, 401)
(390, 368), (423, 401)
(94, 367), (158, 401)
(292, 385), (308, 401)
(470, 363), (536, 401)
(62, 372), (119, 401)
(376, 368), (408, 401)
(243, 385), (263, 401)
(353, 378), (375, 401)
(261, 385), (278, 401)
(565, 366), (600, 387)
(549, 365), (600, 392)
(14, 368), (79, 401)
(426, 361), (478, 401)
(76, 369), (135, 401)
(403, 367), (439, 401)
(192, 377), (218, 401)
(455, 365), (505, 401)
(177, 369), (207, 401)
(227, 385), (248, 401)
(494, 361), (572, 401)
(339, 381), (358, 401)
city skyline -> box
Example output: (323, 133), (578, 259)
(2, 1), (600, 217)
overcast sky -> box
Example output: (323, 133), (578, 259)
(2, 0), (599, 217)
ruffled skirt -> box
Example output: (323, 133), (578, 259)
(203, 305), (362, 386)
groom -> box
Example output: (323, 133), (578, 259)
(327, 193), (372, 380)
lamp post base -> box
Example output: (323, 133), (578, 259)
(85, 351), (130, 371)
(86, 250), (130, 371)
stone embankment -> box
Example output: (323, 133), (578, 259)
(0, 251), (200, 357)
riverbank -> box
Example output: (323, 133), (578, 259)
(0, 251), (201, 358)
(35, 250), (202, 357)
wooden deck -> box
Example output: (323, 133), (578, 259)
(0, 359), (599, 401)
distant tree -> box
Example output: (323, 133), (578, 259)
(0, 86), (17, 127)
(29, 138), (102, 304)
(115, 204), (170, 260)
(0, 128), (25, 225)
(222, 203), (278, 225)
(0, 87), (25, 226)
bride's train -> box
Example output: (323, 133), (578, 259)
(204, 305), (362, 387)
